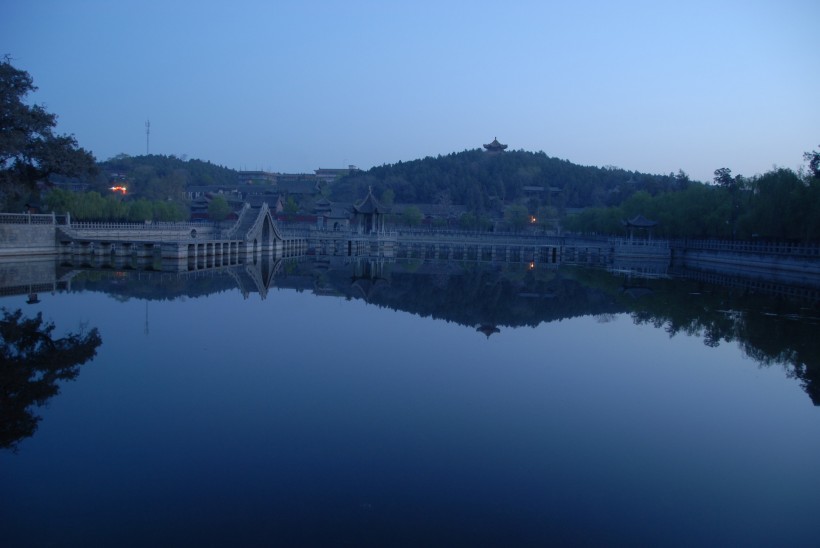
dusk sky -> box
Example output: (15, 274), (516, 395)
(4, 0), (818, 182)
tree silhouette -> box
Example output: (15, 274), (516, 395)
(0, 57), (97, 211)
(0, 308), (102, 451)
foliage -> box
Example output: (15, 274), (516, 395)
(283, 195), (299, 214)
(0, 308), (102, 451)
(95, 153), (238, 200)
(331, 149), (684, 214)
(401, 205), (423, 226)
(0, 57), (97, 211)
(503, 204), (530, 232)
(207, 194), (231, 221)
(45, 188), (188, 222)
(563, 156), (820, 241)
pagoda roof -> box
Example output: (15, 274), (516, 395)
(622, 215), (657, 228)
(353, 187), (388, 214)
(476, 324), (500, 338)
(483, 137), (508, 151)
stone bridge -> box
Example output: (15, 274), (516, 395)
(53, 203), (307, 270)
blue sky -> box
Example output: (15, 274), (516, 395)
(4, 0), (818, 182)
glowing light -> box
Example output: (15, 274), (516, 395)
(110, 186), (127, 194)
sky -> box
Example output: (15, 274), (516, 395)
(3, 0), (818, 183)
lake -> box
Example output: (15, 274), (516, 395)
(2, 257), (819, 546)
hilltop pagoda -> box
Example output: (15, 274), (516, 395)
(483, 137), (508, 153)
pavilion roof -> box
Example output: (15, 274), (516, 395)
(483, 137), (508, 151)
(353, 187), (388, 214)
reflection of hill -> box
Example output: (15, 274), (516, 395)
(329, 261), (624, 328)
(3, 257), (818, 405)
(59, 268), (241, 302)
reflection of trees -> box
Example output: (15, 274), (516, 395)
(1, 308), (102, 451)
(623, 279), (820, 405)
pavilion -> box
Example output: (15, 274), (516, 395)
(352, 187), (389, 234)
(622, 215), (658, 240)
(483, 137), (508, 153)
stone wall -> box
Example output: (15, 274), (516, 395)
(0, 257), (58, 297)
(0, 224), (58, 257)
(673, 248), (820, 288)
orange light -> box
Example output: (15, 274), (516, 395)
(110, 186), (127, 194)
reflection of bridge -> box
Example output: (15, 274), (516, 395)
(55, 204), (308, 272)
(50, 256), (285, 300)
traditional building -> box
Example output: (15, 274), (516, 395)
(622, 215), (658, 239)
(313, 198), (351, 231)
(237, 171), (277, 185)
(483, 137), (508, 153)
(315, 166), (359, 185)
(352, 187), (389, 234)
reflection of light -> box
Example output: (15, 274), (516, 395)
(528, 261), (535, 270)
(110, 186), (127, 194)
(530, 215), (537, 223)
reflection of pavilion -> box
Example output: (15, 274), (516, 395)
(350, 259), (389, 302)
(476, 324), (500, 338)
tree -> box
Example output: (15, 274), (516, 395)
(804, 147), (820, 180)
(283, 195), (299, 214)
(402, 205), (423, 226)
(0, 308), (102, 451)
(128, 198), (153, 222)
(0, 57), (96, 211)
(207, 194), (231, 221)
(504, 204), (529, 232)
(380, 188), (395, 207)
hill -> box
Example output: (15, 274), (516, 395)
(92, 154), (239, 200)
(330, 149), (689, 212)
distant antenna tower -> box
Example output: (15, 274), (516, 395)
(145, 119), (151, 155)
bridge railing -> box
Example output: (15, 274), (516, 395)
(0, 212), (68, 225)
(69, 220), (211, 230)
(673, 239), (820, 257)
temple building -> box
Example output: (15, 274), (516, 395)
(483, 137), (508, 153)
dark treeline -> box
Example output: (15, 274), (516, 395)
(45, 154), (238, 222)
(563, 159), (820, 241)
(332, 149), (687, 212)
(333, 147), (820, 241)
(95, 154), (238, 200)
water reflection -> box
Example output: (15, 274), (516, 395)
(2, 255), (819, 411)
(2, 255), (820, 545)
(0, 308), (102, 451)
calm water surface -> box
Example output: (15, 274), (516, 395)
(2, 259), (819, 546)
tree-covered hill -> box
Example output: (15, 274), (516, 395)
(331, 148), (688, 212)
(92, 154), (239, 200)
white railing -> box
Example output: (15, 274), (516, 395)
(69, 220), (210, 230)
(0, 212), (67, 225)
